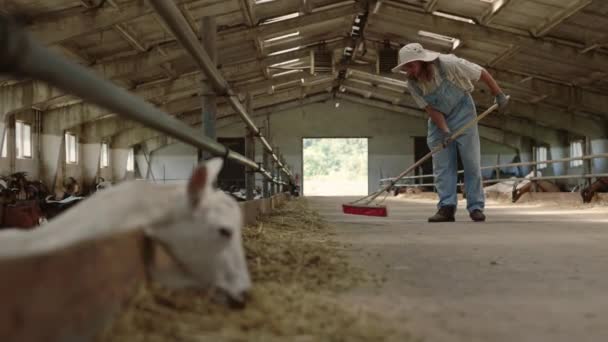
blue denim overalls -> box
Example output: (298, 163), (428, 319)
(409, 60), (484, 213)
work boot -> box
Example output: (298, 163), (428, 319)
(428, 205), (456, 223)
(469, 209), (486, 222)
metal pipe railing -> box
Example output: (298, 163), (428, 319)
(0, 15), (284, 182)
(385, 174), (608, 189)
(381, 153), (608, 183)
(482, 173), (608, 184)
(148, 0), (292, 180)
(479, 153), (608, 171)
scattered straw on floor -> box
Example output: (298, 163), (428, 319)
(99, 198), (411, 342)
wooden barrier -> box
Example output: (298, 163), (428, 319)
(0, 193), (290, 342)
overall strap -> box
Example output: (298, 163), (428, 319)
(434, 57), (447, 80)
(407, 79), (423, 97)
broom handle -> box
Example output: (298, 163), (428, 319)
(364, 101), (503, 204)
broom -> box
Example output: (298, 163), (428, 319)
(343, 101), (504, 217)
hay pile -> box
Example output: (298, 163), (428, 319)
(244, 200), (367, 291)
(99, 199), (409, 341)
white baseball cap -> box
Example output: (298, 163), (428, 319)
(391, 43), (440, 73)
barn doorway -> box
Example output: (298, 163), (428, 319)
(302, 138), (368, 196)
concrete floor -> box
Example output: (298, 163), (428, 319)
(308, 195), (608, 342)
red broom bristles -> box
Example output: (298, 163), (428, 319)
(342, 204), (388, 217)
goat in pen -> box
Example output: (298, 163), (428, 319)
(0, 158), (251, 308)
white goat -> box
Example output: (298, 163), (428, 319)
(0, 158), (251, 306)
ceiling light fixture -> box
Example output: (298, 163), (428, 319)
(272, 69), (303, 78)
(268, 46), (302, 56)
(418, 30), (461, 51)
(264, 31), (301, 43)
(269, 59), (301, 67)
(480, 0), (506, 14)
(260, 12), (300, 25)
(432, 11), (476, 24)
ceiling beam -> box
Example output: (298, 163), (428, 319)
(51, 45), (93, 65)
(346, 65), (608, 121)
(28, 1), (154, 45)
(301, 0), (314, 14)
(487, 45), (521, 68)
(424, 0), (439, 13)
(336, 92), (561, 147)
(341, 71), (607, 137)
(110, 88), (333, 148)
(113, 23), (146, 52)
(235, 73), (336, 96)
(139, 93), (333, 152)
(372, 4), (608, 75)
(1, 37), (347, 116)
(39, 73), (208, 134)
(239, 0), (257, 27)
(6, 5), (352, 86)
(531, 0), (592, 38)
(580, 42), (608, 54)
(336, 92), (520, 148)
(478, 0), (515, 25)
(72, 75), (337, 143)
(80, 0), (148, 53)
(486, 67), (608, 118)
(28, 0), (339, 48)
(180, 3), (200, 38)
(219, 3), (358, 44)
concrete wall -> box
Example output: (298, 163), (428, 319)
(0, 111), (40, 179)
(111, 147), (131, 182)
(144, 99), (601, 195)
(480, 138), (518, 179)
(2, 99), (604, 193)
(150, 99), (428, 194)
(591, 139), (608, 173)
(148, 143), (198, 184)
(64, 125), (84, 186)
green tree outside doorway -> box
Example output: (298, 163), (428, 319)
(302, 138), (368, 196)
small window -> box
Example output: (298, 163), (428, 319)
(126, 148), (134, 172)
(570, 141), (583, 167)
(100, 143), (109, 168)
(536, 146), (547, 170)
(16, 121), (32, 159)
(1, 131), (7, 158)
(65, 133), (78, 164)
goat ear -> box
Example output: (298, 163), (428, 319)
(187, 164), (208, 207)
(187, 158), (224, 207)
(204, 158), (224, 186)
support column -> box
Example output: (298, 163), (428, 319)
(7, 116), (16, 173)
(262, 119), (270, 198)
(275, 163), (280, 194)
(199, 16), (217, 161)
(275, 147), (281, 194)
(270, 161), (276, 196)
(280, 154), (286, 193)
(245, 94), (255, 200)
(142, 145), (156, 182)
(532, 144), (538, 192)
(584, 136), (592, 186)
(0, 122), (6, 170)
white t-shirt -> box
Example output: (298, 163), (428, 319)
(407, 54), (484, 109)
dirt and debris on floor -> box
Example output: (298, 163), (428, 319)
(98, 199), (413, 342)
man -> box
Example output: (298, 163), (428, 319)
(392, 43), (509, 222)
